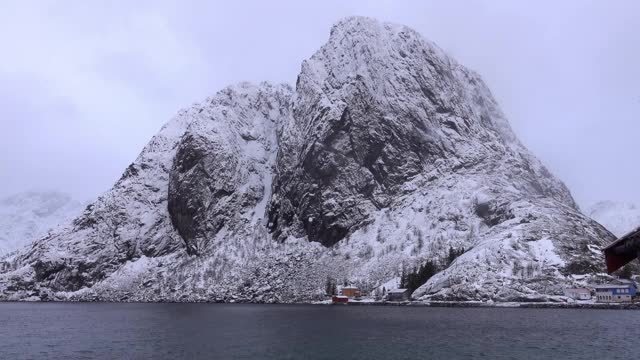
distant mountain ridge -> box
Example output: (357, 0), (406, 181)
(588, 201), (640, 238)
(0, 191), (83, 255)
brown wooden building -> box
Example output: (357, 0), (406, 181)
(340, 286), (361, 298)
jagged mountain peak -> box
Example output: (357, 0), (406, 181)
(312, 16), (516, 142)
(271, 17), (577, 247)
(327, 16), (443, 58)
(0, 18), (609, 303)
(168, 81), (293, 255)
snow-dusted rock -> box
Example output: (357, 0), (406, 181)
(168, 83), (293, 255)
(269, 17), (577, 247)
(0, 17), (614, 302)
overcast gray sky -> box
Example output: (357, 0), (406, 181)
(0, 0), (638, 209)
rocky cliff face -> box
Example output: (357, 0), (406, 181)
(0, 17), (612, 302)
(168, 84), (293, 255)
(268, 18), (577, 248)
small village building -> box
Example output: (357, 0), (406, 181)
(340, 286), (361, 298)
(332, 295), (349, 304)
(594, 282), (637, 303)
(563, 288), (591, 300)
(386, 288), (411, 302)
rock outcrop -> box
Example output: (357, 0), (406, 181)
(168, 84), (293, 255)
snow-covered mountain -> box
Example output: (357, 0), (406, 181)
(0, 17), (613, 302)
(0, 192), (83, 256)
(588, 201), (640, 238)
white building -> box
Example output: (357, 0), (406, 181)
(563, 288), (591, 300)
(386, 288), (411, 302)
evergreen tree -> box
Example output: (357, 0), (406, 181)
(404, 260), (439, 292)
(325, 277), (337, 295)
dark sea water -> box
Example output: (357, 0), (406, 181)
(0, 303), (637, 360)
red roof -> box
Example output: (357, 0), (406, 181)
(332, 295), (349, 303)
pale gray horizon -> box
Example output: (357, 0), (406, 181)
(0, 0), (638, 210)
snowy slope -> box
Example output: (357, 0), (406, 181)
(588, 201), (640, 237)
(0, 192), (83, 256)
(0, 17), (613, 302)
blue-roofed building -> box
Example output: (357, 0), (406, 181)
(594, 281), (637, 303)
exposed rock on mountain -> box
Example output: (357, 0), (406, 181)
(268, 18), (577, 248)
(588, 201), (640, 237)
(0, 17), (612, 302)
(0, 192), (83, 256)
(168, 84), (293, 255)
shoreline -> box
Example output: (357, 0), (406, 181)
(2, 299), (640, 310)
(340, 300), (640, 310)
